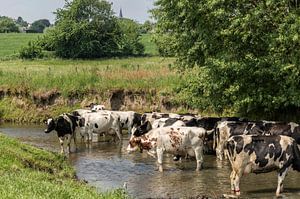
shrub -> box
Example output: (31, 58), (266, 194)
(19, 41), (44, 59)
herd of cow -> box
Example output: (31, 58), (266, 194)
(43, 104), (300, 197)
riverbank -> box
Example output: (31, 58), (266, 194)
(0, 57), (195, 123)
(0, 133), (127, 198)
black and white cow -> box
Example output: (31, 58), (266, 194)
(215, 121), (300, 160)
(110, 111), (142, 134)
(44, 113), (84, 153)
(127, 126), (214, 172)
(141, 112), (181, 125)
(79, 111), (122, 142)
(226, 135), (300, 197)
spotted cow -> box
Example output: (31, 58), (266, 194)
(225, 135), (300, 197)
(127, 126), (214, 172)
(215, 121), (300, 160)
(44, 113), (84, 153)
(80, 111), (122, 142)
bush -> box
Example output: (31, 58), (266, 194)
(19, 41), (44, 59)
(154, 0), (300, 119)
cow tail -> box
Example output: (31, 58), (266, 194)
(292, 141), (300, 172)
(213, 127), (219, 150)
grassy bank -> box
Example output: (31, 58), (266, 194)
(0, 33), (186, 123)
(0, 133), (127, 198)
(0, 56), (184, 123)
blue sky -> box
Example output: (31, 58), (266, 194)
(0, 0), (154, 23)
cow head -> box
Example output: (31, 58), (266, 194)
(132, 113), (142, 128)
(91, 104), (106, 112)
(44, 118), (56, 133)
(127, 136), (142, 153)
(132, 121), (152, 136)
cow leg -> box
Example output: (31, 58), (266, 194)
(233, 170), (242, 195)
(116, 128), (122, 141)
(156, 148), (164, 172)
(66, 134), (72, 153)
(194, 146), (204, 171)
(230, 170), (236, 193)
(59, 137), (64, 154)
(216, 146), (222, 160)
(276, 168), (288, 197)
(73, 133), (77, 151)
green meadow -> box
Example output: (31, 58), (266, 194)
(0, 33), (42, 58)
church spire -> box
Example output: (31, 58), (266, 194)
(119, 8), (123, 18)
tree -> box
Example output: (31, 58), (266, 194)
(43, 0), (121, 58)
(140, 20), (155, 34)
(153, 1), (300, 119)
(16, 16), (28, 27)
(118, 18), (144, 55)
(0, 16), (19, 33)
(28, 19), (51, 33)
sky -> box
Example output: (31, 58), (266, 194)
(0, 0), (155, 23)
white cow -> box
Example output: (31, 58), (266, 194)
(81, 111), (122, 142)
(127, 126), (213, 172)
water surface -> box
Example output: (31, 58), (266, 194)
(1, 123), (300, 198)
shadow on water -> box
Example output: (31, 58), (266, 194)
(1, 123), (300, 198)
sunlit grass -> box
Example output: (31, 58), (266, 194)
(0, 33), (42, 57)
(0, 57), (178, 96)
(0, 133), (129, 198)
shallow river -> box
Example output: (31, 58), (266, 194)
(1, 123), (300, 198)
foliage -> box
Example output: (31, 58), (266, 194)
(42, 0), (122, 58)
(117, 18), (144, 55)
(19, 41), (44, 59)
(27, 19), (51, 33)
(140, 20), (155, 34)
(16, 16), (28, 27)
(0, 16), (19, 33)
(153, 0), (300, 119)
(139, 34), (158, 55)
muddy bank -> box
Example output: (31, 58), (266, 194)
(0, 88), (193, 123)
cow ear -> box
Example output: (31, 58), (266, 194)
(43, 119), (47, 124)
(146, 121), (152, 131)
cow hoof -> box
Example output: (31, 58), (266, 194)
(222, 194), (239, 198)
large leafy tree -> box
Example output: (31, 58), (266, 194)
(44, 0), (121, 58)
(153, 0), (300, 119)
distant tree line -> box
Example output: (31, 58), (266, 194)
(0, 16), (51, 33)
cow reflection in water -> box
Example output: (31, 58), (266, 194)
(127, 125), (213, 172)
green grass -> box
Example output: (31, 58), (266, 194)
(0, 57), (178, 96)
(140, 34), (158, 56)
(0, 133), (128, 198)
(0, 33), (42, 57)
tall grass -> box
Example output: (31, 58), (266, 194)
(0, 57), (179, 96)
